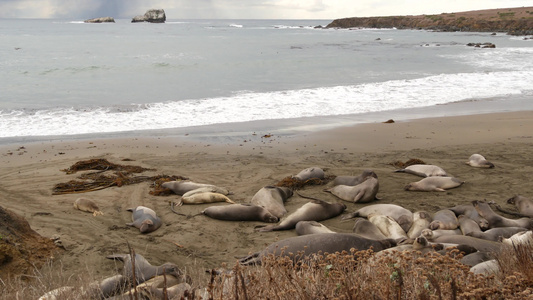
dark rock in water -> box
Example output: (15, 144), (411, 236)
(132, 9), (166, 23)
(467, 42), (496, 48)
(84, 17), (115, 23)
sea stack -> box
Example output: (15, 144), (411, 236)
(84, 17), (115, 23)
(131, 9), (166, 23)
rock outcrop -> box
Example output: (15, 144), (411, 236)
(131, 9), (166, 23)
(84, 17), (115, 23)
(327, 6), (533, 35)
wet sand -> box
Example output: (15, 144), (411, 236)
(1, 110), (533, 281)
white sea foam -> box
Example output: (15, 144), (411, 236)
(0, 70), (530, 138)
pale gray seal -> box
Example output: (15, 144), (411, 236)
(407, 211), (432, 239)
(250, 186), (293, 218)
(255, 197), (346, 232)
(143, 282), (192, 300)
(432, 235), (502, 253)
(295, 221), (335, 235)
(506, 195), (533, 217)
(293, 167), (325, 181)
(449, 203), (489, 230)
(73, 197), (103, 216)
(501, 230), (533, 246)
(126, 206), (162, 234)
(421, 228), (462, 240)
(238, 233), (396, 265)
(332, 169), (377, 186)
(352, 217), (388, 240)
(467, 226), (527, 242)
(470, 260), (499, 275)
(394, 164), (447, 177)
(341, 204), (413, 233)
(458, 215), (481, 236)
(429, 209), (459, 230)
(466, 154), (494, 168)
(325, 177), (379, 203)
(86, 275), (127, 299)
(201, 204), (278, 223)
(106, 253), (184, 284)
(162, 180), (230, 196)
(404, 177), (464, 192)
(176, 192), (236, 206)
(368, 213), (408, 241)
(182, 186), (232, 198)
(473, 200), (533, 229)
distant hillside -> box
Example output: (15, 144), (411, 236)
(327, 6), (533, 35)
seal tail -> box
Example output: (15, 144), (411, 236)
(170, 200), (187, 216)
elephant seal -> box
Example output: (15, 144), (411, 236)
(293, 167), (325, 181)
(73, 197), (103, 216)
(421, 228), (462, 240)
(467, 226), (527, 242)
(352, 217), (388, 240)
(332, 169), (377, 186)
(407, 211), (432, 239)
(449, 203), (489, 230)
(429, 209), (459, 230)
(177, 192), (236, 206)
(182, 186), (232, 198)
(466, 154), (494, 168)
(238, 233), (396, 265)
(432, 235), (502, 253)
(394, 164), (447, 177)
(458, 215), (481, 236)
(501, 230), (533, 246)
(126, 206), (162, 234)
(201, 204), (278, 223)
(342, 204), (413, 233)
(255, 198), (346, 232)
(368, 214), (408, 241)
(507, 195), (533, 217)
(162, 180), (230, 196)
(250, 186), (293, 218)
(460, 252), (494, 267)
(473, 200), (533, 229)
(404, 177), (464, 192)
(143, 282), (192, 300)
(86, 275), (127, 299)
(470, 260), (499, 275)
(106, 253), (184, 284)
(325, 177), (379, 203)
(295, 221), (335, 235)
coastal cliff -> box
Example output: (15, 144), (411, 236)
(327, 6), (533, 35)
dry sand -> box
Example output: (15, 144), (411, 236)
(1, 110), (533, 282)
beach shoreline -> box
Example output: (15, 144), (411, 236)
(1, 109), (533, 284)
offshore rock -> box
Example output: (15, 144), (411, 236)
(84, 17), (115, 23)
(131, 9), (166, 23)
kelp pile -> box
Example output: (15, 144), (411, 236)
(53, 159), (187, 195)
(275, 175), (335, 190)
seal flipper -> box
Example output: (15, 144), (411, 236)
(352, 190), (365, 203)
(341, 211), (360, 221)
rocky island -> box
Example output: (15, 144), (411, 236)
(327, 6), (533, 35)
(131, 8), (166, 23)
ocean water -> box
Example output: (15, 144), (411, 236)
(1, 18), (532, 143)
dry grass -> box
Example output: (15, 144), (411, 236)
(2, 244), (533, 299)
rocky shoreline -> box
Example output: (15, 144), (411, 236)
(327, 6), (533, 35)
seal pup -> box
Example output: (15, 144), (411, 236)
(295, 221), (335, 235)
(470, 260), (499, 275)
(506, 195), (533, 217)
(176, 192), (236, 206)
(106, 253), (184, 284)
(473, 200), (533, 229)
(293, 167), (325, 181)
(325, 177), (379, 203)
(201, 204), (278, 223)
(429, 209), (459, 230)
(73, 197), (103, 216)
(341, 204), (413, 233)
(449, 203), (489, 230)
(86, 275), (127, 299)
(368, 214), (408, 241)
(182, 186), (232, 198)
(501, 230), (533, 246)
(238, 233), (396, 265)
(466, 154), (494, 168)
(162, 180), (230, 196)
(250, 186), (293, 218)
(460, 252), (494, 267)
(142, 282), (192, 300)
(404, 177), (464, 192)
(126, 206), (162, 234)
(394, 164), (447, 177)
(352, 217), (388, 240)
(255, 197), (346, 232)
(458, 215), (481, 236)
(332, 169), (377, 186)
(407, 211), (432, 239)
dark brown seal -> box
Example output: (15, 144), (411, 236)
(201, 204), (278, 223)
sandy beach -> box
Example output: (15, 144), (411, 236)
(1, 110), (533, 284)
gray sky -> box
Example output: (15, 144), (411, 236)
(0, 0), (531, 19)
